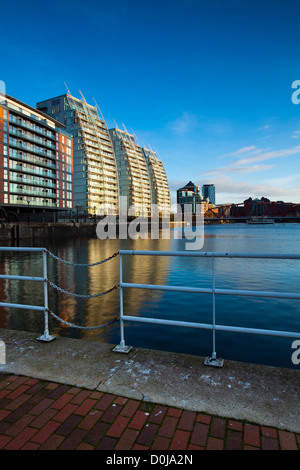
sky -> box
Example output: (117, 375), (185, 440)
(1, 0), (300, 205)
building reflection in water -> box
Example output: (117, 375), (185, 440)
(0, 236), (173, 342)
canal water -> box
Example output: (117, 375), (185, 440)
(0, 223), (300, 369)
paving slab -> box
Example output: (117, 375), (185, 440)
(0, 328), (299, 433)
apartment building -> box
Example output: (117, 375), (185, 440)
(142, 147), (171, 214)
(37, 94), (119, 215)
(109, 127), (152, 216)
(0, 93), (73, 220)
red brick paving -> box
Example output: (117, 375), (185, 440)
(0, 372), (299, 451)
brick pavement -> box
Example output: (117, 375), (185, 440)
(0, 372), (299, 451)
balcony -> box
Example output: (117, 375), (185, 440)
(8, 113), (56, 139)
(9, 150), (56, 169)
(10, 186), (56, 198)
(9, 140), (56, 160)
(9, 127), (56, 149)
(9, 196), (56, 208)
(9, 163), (56, 179)
(9, 175), (56, 188)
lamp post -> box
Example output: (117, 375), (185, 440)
(76, 205), (79, 223)
(94, 205), (96, 222)
(27, 200), (30, 223)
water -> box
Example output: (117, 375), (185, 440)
(0, 223), (300, 369)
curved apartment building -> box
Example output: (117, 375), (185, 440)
(109, 128), (152, 216)
(37, 93), (171, 217)
(37, 94), (119, 215)
(142, 147), (171, 215)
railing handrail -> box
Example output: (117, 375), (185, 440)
(0, 247), (45, 252)
(119, 250), (300, 259)
(115, 250), (300, 366)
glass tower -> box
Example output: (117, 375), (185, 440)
(202, 184), (215, 205)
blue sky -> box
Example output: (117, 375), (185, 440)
(1, 0), (300, 205)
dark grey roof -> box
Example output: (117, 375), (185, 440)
(177, 181), (197, 191)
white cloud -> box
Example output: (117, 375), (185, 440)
(291, 130), (300, 139)
(202, 176), (300, 204)
(167, 112), (199, 135)
(236, 145), (300, 165)
(219, 145), (257, 159)
(167, 112), (232, 137)
(203, 164), (273, 176)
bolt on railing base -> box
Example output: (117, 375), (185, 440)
(37, 334), (56, 343)
(204, 356), (224, 367)
(113, 344), (133, 353)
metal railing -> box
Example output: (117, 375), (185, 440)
(114, 250), (300, 366)
(1, 248), (300, 368)
(0, 247), (54, 342)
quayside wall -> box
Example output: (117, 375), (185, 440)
(0, 222), (97, 241)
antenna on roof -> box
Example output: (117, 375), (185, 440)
(64, 82), (72, 95)
(92, 97), (105, 121)
(113, 119), (119, 129)
(78, 90), (87, 103)
(122, 123), (130, 135)
(131, 128), (140, 146)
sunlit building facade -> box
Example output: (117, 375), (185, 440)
(0, 93), (73, 220)
(109, 128), (152, 216)
(142, 147), (171, 214)
(37, 94), (119, 215)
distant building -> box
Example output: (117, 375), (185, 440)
(202, 184), (215, 205)
(177, 181), (202, 213)
(0, 92), (73, 221)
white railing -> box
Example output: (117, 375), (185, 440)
(114, 250), (300, 366)
(0, 247), (54, 342)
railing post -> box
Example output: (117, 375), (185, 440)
(37, 249), (55, 342)
(212, 255), (216, 359)
(113, 252), (132, 353)
(204, 255), (224, 367)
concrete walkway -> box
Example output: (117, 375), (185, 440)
(0, 328), (299, 450)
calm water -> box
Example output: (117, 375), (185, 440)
(0, 223), (300, 369)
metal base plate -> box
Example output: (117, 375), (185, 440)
(113, 345), (133, 353)
(37, 335), (56, 342)
(204, 356), (224, 367)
